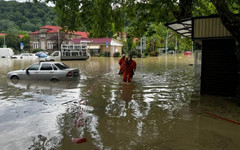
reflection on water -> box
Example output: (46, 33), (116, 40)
(0, 55), (240, 150)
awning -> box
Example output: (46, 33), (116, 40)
(166, 18), (192, 38)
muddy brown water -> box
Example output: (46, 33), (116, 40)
(0, 55), (240, 150)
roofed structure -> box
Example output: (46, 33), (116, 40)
(166, 15), (239, 97)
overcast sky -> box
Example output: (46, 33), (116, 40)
(5, 0), (54, 6)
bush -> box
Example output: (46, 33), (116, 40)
(113, 52), (120, 57)
(104, 51), (110, 57)
(144, 51), (150, 56)
(150, 51), (159, 56)
(98, 53), (104, 57)
(32, 48), (44, 53)
(129, 50), (141, 58)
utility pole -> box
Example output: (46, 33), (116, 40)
(140, 37), (143, 57)
(175, 37), (177, 53)
(4, 36), (6, 46)
(165, 29), (168, 54)
(58, 29), (60, 51)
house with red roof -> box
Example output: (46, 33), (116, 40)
(72, 38), (123, 56)
(0, 33), (24, 39)
(0, 33), (7, 37)
(29, 25), (88, 52)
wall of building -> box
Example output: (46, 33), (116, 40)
(201, 39), (238, 96)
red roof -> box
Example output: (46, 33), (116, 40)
(72, 31), (89, 38)
(133, 38), (138, 43)
(0, 33), (7, 36)
(72, 38), (112, 44)
(0, 33), (23, 39)
(31, 25), (88, 38)
(19, 34), (24, 39)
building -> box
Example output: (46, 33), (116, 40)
(29, 25), (88, 53)
(0, 33), (24, 39)
(72, 38), (123, 56)
(166, 15), (239, 97)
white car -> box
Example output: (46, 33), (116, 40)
(7, 62), (80, 81)
(11, 53), (38, 59)
(46, 51), (61, 61)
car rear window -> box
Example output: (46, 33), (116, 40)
(54, 63), (69, 70)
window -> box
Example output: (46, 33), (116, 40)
(47, 42), (54, 49)
(40, 64), (53, 70)
(34, 35), (38, 39)
(33, 42), (39, 49)
(72, 52), (78, 56)
(28, 64), (40, 70)
(40, 34), (46, 38)
(54, 63), (69, 70)
(53, 52), (59, 56)
(52, 65), (58, 70)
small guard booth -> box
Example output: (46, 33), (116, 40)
(166, 15), (239, 96)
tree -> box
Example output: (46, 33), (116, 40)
(0, 19), (17, 33)
(5, 33), (21, 52)
(21, 21), (36, 32)
(0, 1), (57, 33)
(210, 0), (240, 47)
(90, 0), (113, 37)
(21, 34), (30, 51)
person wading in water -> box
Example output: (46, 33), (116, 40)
(129, 55), (137, 78)
(119, 55), (137, 83)
(118, 54), (125, 75)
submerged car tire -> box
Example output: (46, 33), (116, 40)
(11, 75), (20, 80)
(10, 75), (20, 84)
(50, 78), (59, 82)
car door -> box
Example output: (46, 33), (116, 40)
(38, 63), (54, 80)
(24, 63), (40, 80)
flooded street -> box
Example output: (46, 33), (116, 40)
(0, 54), (240, 150)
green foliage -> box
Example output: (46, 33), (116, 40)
(150, 51), (159, 56)
(98, 52), (105, 57)
(4, 33), (20, 52)
(21, 34), (30, 51)
(0, 36), (4, 48)
(126, 37), (133, 53)
(129, 50), (141, 58)
(113, 52), (120, 57)
(54, 0), (82, 32)
(32, 48), (44, 53)
(91, 0), (113, 37)
(0, 1), (56, 33)
(104, 51), (110, 57)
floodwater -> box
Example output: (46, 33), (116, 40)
(0, 54), (240, 150)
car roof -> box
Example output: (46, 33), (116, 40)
(38, 61), (62, 64)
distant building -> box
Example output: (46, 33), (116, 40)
(0, 33), (7, 37)
(29, 25), (88, 53)
(0, 33), (24, 39)
(72, 38), (123, 56)
(115, 32), (127, 42)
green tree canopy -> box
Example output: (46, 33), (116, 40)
(0, 0), (57, 33)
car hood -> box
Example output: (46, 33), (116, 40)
(8, 69), (25, 74)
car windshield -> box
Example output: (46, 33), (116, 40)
(54, 63), (69, 70)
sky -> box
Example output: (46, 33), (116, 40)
(5, 0), (54, 7)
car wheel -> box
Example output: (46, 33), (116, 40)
(10, 75), (20, 84)
(50, 78), (59, 82)
(11, 75), (19, 80)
